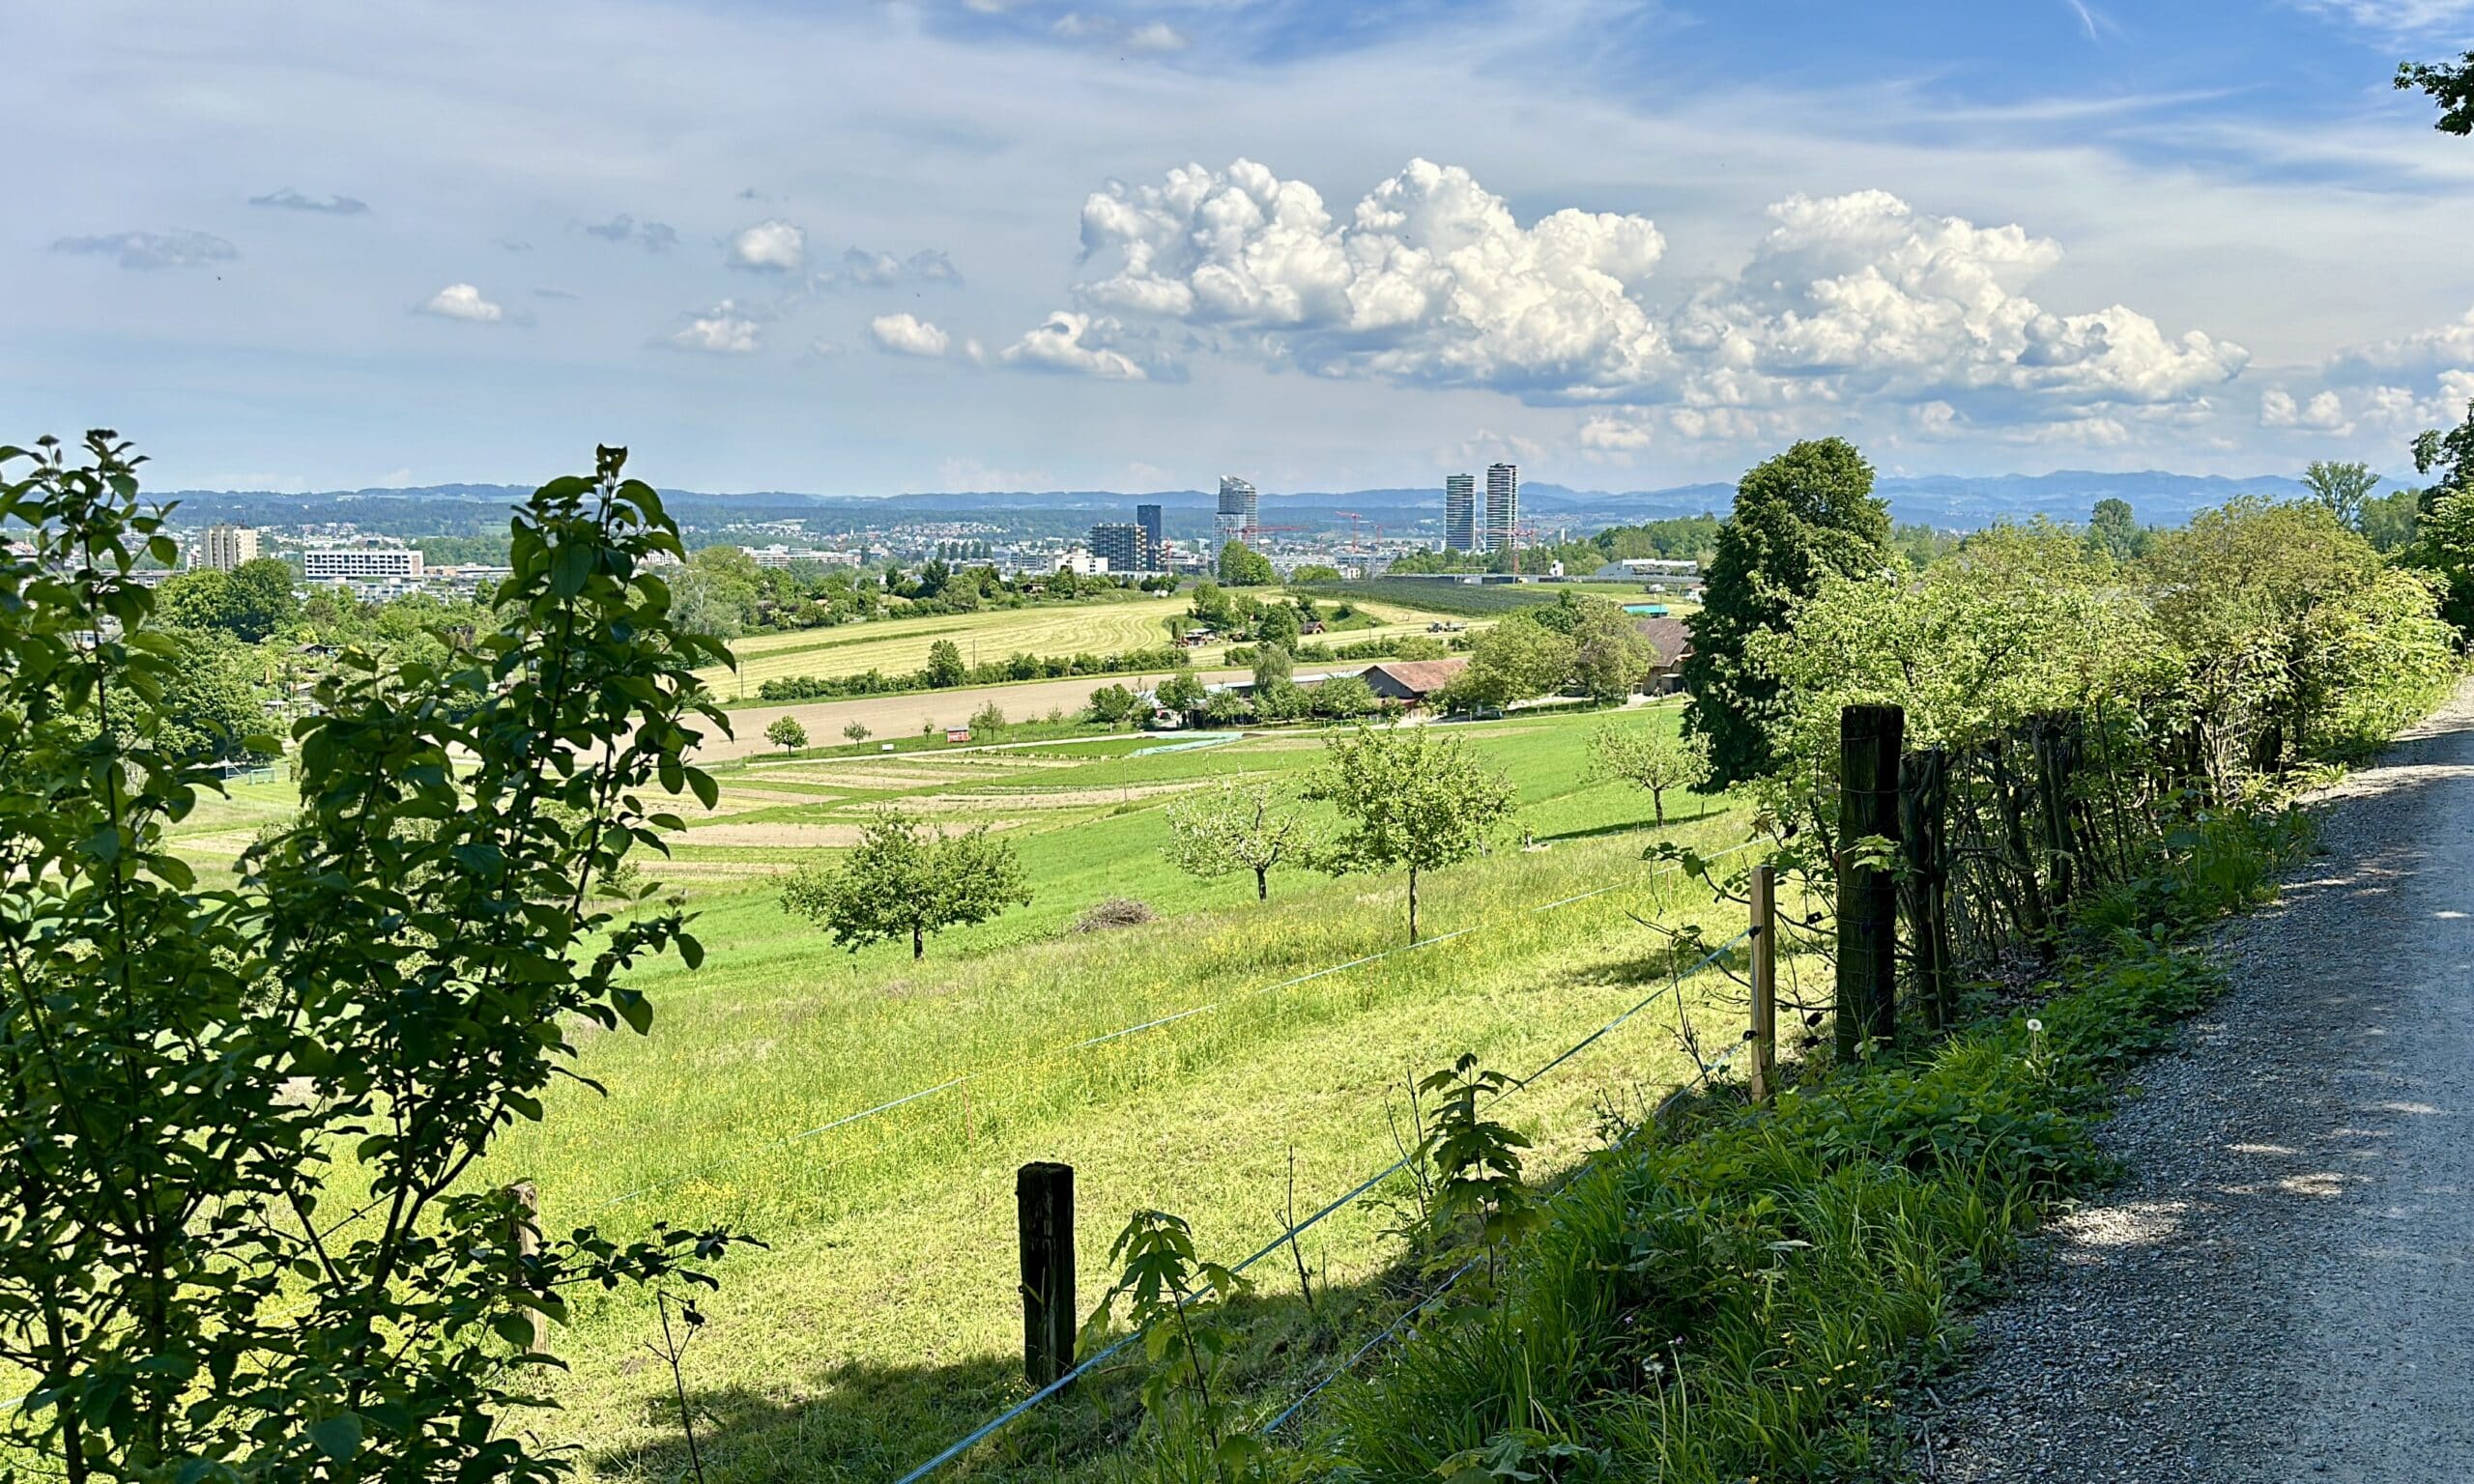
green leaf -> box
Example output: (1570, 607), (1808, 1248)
(308, 1413), (362, 1461)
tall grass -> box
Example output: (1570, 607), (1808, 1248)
(1245, 810), (2297, 1482)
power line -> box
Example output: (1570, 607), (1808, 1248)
(888, 925), (1753, 1484)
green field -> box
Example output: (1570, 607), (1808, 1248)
(159, 705), (1798, 1482)
(699, 590), (1464, 696)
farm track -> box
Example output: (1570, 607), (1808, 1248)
(1929, 679), (2474, 1481)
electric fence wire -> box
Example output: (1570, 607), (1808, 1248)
(889, 924), (1755, 1484)
(590, 840), (1760, 1213)
(1254, 963), (1759, 1439)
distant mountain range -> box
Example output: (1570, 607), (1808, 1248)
(156, 470), (2324, 538)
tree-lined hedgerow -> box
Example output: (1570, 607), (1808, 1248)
(752, 641), (1191, 702)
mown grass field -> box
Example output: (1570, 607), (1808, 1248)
(158, 705), (1800, 1482)
(695, 589), (1464, 697)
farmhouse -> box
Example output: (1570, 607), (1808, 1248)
(1357, 656), (1469, 708)
(1634, 614), (1693, 694)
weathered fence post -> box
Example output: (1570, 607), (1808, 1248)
(1836, 704), (1904, 1060)
(509, 1181), (548, 1356)
(1899, 746), (1953, 1036)
(1749, 861), (1777, 1103)
(1017, 1161), (1077, 1388)
(2029, 712), (2081, 913)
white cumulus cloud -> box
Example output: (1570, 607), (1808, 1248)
(1076, 157), (1671, 399)
(1577, 414), (1654, 451)
(674, 300), (761, 354)
(1070, 161), (2241, 434)
(2259, 386), (2353, 433)
(419, 283), (503, 322)
(870, 312), (951, 357)
(730, 218), (806, 272)
(1674, 190), (2248, 411)
(1001, 310), (1147, 379)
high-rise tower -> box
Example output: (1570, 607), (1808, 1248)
(1215, 475), (1258, 558)
(1136, 502), (1165, 564)
(1443, 473), (1477, 552)
(1484, 464), (1519, 556)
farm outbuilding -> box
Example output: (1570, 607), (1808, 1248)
(1633, 615), (1693, 694)
(1357, 656), (1469, 708)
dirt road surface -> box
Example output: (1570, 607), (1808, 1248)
(1931, 681), (2474, 1482)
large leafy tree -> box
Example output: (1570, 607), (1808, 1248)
(1682, 438), (1893, 786)
(1304, 724), (1515, 942)
(1567, 599), (1654, 703)
(2086, 497), (2143, 560)
(2302, 460), (2380, 530)
(780, 810), (1030, 957)
(2398, 50), (2474, 134)
(227, 556), (302, 640)
(0, 435), (749, 1481)
(1449, 612), (1577, 711)
(1216, 541), (1275, 586)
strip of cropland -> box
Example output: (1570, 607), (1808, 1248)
(694, 589), (1465, 698)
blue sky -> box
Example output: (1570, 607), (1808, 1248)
(10, 0), (2474, 495)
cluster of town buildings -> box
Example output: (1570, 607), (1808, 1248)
(163, 466), (1698, 596)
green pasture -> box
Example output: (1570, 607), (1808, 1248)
(151, 703), (1782, 1481)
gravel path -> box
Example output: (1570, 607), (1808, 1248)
(1927, 681), (2474, 1482)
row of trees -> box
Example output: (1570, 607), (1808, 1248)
(1682, 422), (2474, 799)
(754, 638), (1191, 702)
(671, 543), (1172, 642)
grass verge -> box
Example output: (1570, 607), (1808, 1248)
(1094, 806), (2312, 1483)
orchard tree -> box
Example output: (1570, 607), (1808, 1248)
(1305, 724), (1516, 942)
(1588, 721), (1712, 824)
(765, 715), (809, 754)
(843, 720), (872, 744)
(1682, 438), (1892, 786)
(2302, 460), (2380, 530)
(0, 435), (751, 1480)
(969, 699), (1008, 737)
(924, 639), (967, 688)
(1162, 777), (1321, 899)
(779, 810), (1030, 957)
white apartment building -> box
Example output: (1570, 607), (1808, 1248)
(1054, 550), (1110, 578)
(1484, 464), (1519, 554)
(198, 525), (260, 571)
(304, 547), (425, 582)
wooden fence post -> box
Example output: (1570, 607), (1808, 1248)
(510, 1181), (548, 1356)
(1899, 746), (1952, 1036)
(1749, 862), (1777, 1104)
(1017, 1161), (1077, 1388)
(1836, 704), (1904, 1060)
